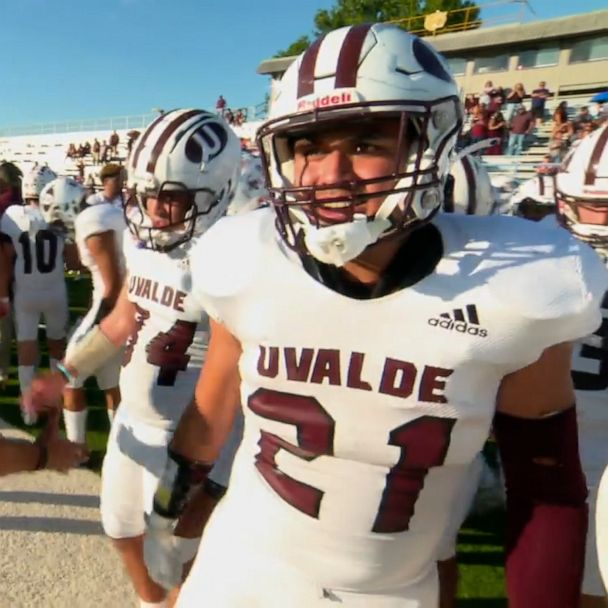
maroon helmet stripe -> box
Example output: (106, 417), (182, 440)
(585, 127), (608, 186)
(131, 111), (169, 169)
(297, 35), (325, 98)
(461, 156), (477, 214)
(335, 24), (371, 89)
(146, 109), (202, 174)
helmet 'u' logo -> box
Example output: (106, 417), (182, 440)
(185, 123), (228, 165)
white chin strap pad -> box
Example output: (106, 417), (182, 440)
(301, 213), (391, 267)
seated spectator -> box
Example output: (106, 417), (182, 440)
(488, 86), (504, 114)
(66, 143), (77, 159)
(224, 109), (235, 125)
(505, 83), (526, 121)
(507, 106), (534, 156)
(487, 111), (507, 155)
(536, 154), (558, 175)
(77, 143), (86, 158)
(464, 94), (478, 115)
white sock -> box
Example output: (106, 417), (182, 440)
(49, 357), (59, 374)
(139, 600), (168, 608)
(107, 408), (116, 424)
(18, 365), (35, 394)
(63, 409), (88, 444)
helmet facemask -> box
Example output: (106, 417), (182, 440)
(258, 98), (461, 266)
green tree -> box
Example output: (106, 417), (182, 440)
(274, 0), (480, 57)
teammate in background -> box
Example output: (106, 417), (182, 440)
(0, 165), (67, 423)
(39, 176), (125, 447)
(87, 163), (125, 208)
(553, 124), (608, 608)
(0, 162), (23, 389)
(26, 109), (243, 608)
(137, 25), (604, 607)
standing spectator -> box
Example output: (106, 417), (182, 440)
(100, 140), (109, 163)
(66, 143), (77, 159)
(552, 101), (569, 127)
(573, 106), (593, 134)
(549, 120), (573, 162)
(469, 104), (488, 150)
(83, 141), (91, 156)
(109, 130), (120, 158)
(507, 106), (534, 155)
(487, 111), (507, 154)
(224, 109), (235, 125)
(531, 81), (551, 126)
(464, 94), (477, 116)
(216, 94), (226, 116)
(488, 86), (504, 114)
(505, 83), (526, 121)
(234, 109), (245, 126)
(92, 138), (101, 164)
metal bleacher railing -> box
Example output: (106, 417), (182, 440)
(0, 101), (268, 138)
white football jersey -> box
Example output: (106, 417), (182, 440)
(0, 204), (65, 295)
(120, 236), (208, 429)
(189, 208), (606, 593)
(75, 203), (126, 304)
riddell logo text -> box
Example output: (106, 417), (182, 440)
(427, 318), (488, 338)
(297, 92), (353, 112)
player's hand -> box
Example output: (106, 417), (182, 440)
(21, 371), (67, 418)
(36, 409), (89, 472)
(0, 297), (9, 319)
(144, 513), (198, 590)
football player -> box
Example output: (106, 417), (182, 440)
(554, 124), (608, 608)
(140, 25), (605, 607)
(0, 164), (67, 423)
(509, 165), (559, 222)
(444, 151), (496, 216)
(25, 109), (243, 608)
(0, 161), (23, 388)
(39, 176), (125, 446)
(87, 163), (125, 208)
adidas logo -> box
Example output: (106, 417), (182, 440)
(427, 304), (488, 338)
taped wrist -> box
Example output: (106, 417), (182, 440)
(153, 447), (214, 520)
(66, 326), (121, 380)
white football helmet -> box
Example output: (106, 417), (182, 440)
(22, 164), (57, 201)
(226, 152), (268, 216)
(257, 23), (462, 266)
(509, 171), (558, 221)
(39, 177), (87, 239)
(444, 152), (495, 215)
(125, 108), (241, 251)
(555, 124), (608, 255)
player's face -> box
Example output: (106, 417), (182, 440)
(103, 176), (122, 198)
(144, 190), (192, 229)
(292, 118), (403, 223)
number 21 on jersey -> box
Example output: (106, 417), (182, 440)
(248, 387), (455, 533)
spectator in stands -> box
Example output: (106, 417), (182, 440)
(487, 111), (507, 155)
(488, 86), (504, 114)
(87, 163), (124, 207)
(77, 143), (86, 158)
(92, 138), (101, 164)
(235, 109), (245, 126)
(536, 153), (557, 175)
(507, 106), (535, 155)
(594, 102), (608, 125)
(505, 83), (526, 121)
(85, 172), (96, 196)
(83, 141), (91, 156)
(109, 130), (119, 157)
(225, 108), (235, 125)
(552, 101), (569, 126)
(216, 94), (227, 116)
(464, 94), (477, 115)
(549, 116), (573, 162)
(573, 106), (593, 130)
(100, 140), (109, 163)
(531, 81), (551, 126)
(66, 143), (77, 159)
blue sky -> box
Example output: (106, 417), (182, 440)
(0, 0), (605, 127)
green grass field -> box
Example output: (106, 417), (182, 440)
(0, 275), (508, 606)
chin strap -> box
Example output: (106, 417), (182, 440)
(299, 213), (391, 267)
